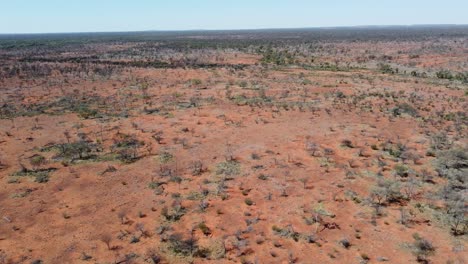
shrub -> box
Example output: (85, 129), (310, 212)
(190, 160), (204, 176)
(445, 200), (467, 236)
(216, 160), (240, 178)
(198, 222), (212, 236)
(341, 139), (354, 148)
(145, 248), (161, 264)
(191, 79), (202, 86)
(455, 72), (468, 83)
(436, 70), (453, 80)
(198, 200), (209, 212)
(378, 63), (396, 74)
(370, 179), (403, 205)
(34, 172), (50, 183)
(272, 225), (301, 242)
(411, 233), (435, 263)
(80, 252), (92, 261)
(112, 134), (144, 163)
(238, 80), (248, 88)
(158, 152), (174, 164)
(381, 142), (402, 158)
(161, 203), (186, 222)
(394, 164), (410, 177)
(251, 153), (261, 160)
(166, 233), (210, 258)
(430, 132), (451, 151)
(117, 211), (127, 224)
(361, 253), (370, 261)
(306, 142), (321, 156)
(55, 141), (96, 161)
(339, 238), (351, 249)
(166, 233), (197, 256)
(392, 103), (418, 117)
(30, 155), (46, 169)
(77, 106), (99, 119)
(12, 168), (55, 183)
(130, 236), (140, 243)
(434, 147), (467, 183)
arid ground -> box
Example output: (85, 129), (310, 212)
(0, 27), (467, 264)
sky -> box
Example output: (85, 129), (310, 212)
(1, 0), (467, 34)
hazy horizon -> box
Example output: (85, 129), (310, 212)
(1, 24), (468, 36)
(1, 0), (468, 34)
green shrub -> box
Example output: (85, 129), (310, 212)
(34, 172), (50, 183)
(436, 70), (453, 80)
(166, 233), (198, 256)
(12, 168), (55, 184)
(216, 160), (240, 177)
(158, 152), (174, 164)
(378, 63), (396, 74)
(198, 222), (212, 236)
(77, 106), (99, 119)
(394, 164), (410, 177)
(55, 141), (96, 161)
(30, 155), (46, 168)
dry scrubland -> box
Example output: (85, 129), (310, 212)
(0, 26), (467, 264)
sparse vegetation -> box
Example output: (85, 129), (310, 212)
(0, 26), (466, 264)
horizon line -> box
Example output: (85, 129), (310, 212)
(1, 23), (467, 36)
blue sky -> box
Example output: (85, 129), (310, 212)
(1, 0), (467, 33)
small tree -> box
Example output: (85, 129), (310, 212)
(445, 200), (467, 236)
(117, 211), (127, 224)
(299, 177), (308, 189)
(398, 207), (411, 226)
(100, 234), (112, 250)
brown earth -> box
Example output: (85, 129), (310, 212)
(0, 29), (466, 264)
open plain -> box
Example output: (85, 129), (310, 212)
(0, 27), (467, 263)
